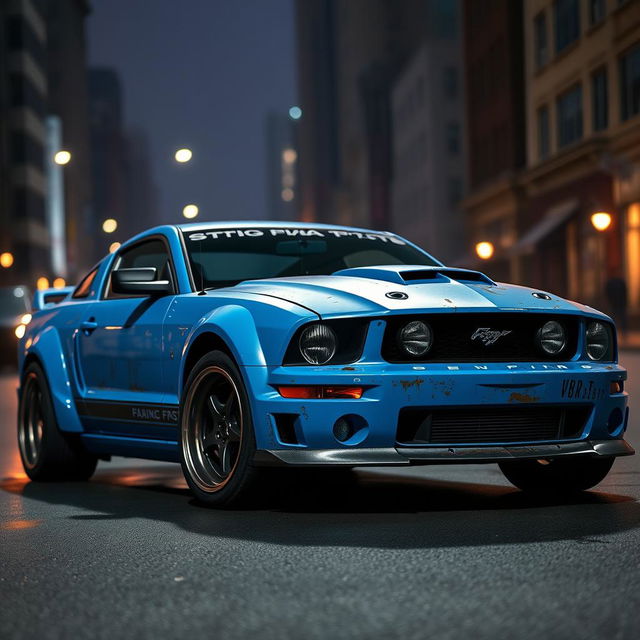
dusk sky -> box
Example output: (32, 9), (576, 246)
(87, 0), (297, 225)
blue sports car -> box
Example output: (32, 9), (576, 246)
(16, 222), (633, 506)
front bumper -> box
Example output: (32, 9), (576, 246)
(254, 438), (635, 466)
(244, 359), (630, 452)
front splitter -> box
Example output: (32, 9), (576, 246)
(254, 439), (635, 467)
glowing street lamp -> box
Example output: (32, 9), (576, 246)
(36, 277), (50, 291)
(54, 150), (71, 165)
(288, 106), (302, 120)
(475, 241), (494, 260)
(109, 242), (121, 253)
(102, 218), (118, 233)
(591, 211), (612, 232)
(53, 277), (66, 289)
(182, 204), (199, 219)
(175, 148), (193, 163)
(0, 252), (14, 268)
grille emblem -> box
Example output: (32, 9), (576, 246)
(471, 327), (512, 346)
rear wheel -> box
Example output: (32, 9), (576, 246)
(18, 362), (97, 481)
(499, 456), (615, 494)
(179, 351), (259, 507)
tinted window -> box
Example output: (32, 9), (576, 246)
(592, 67), (608, 131)
(554, 0), (580, 54)
(537, 105), (550, 159)
(107, 239), (172, 298)
(557, 84), (583, 147)
(183, 228), (439, 289)
(621, 43), (640, 121)
(72, 268), (99, 299)
(534, 12), (548, 68)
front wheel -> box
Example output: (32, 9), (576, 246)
(499, 456), (615, 494)
(179, 351), (259, 507)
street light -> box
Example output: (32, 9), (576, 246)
(591, 211), (612, 232)
(0, 252), (13, 268)
(182, 204), (199, 219)
(102, 218), (118, 233)
(54, 150), (71, 165)
(109, 242), (121, 253)
(288, 106), (302, 120)
(36, 277), (50, 291)
(475, 241), (494, 260)
(175, 148), (193, 163)
(53, 277), (66, 289)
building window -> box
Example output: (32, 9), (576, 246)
(537, 105), (550, 159)
(554, 0), (580, 54)
(446, 122), (460, 155)
(443, 67), (458, 99)
(589, 0), (606, 25)
(591, 67), (608, 131)
(621, 43), (640, 121)
(557, 84), (583, 147)
(534, 12), (548, 68)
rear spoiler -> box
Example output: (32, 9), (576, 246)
(33, 286), (74, 311)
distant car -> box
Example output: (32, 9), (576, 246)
(15, 222), (633, 506)
(0, 285), (31, 367)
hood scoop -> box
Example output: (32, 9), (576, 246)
(333, 266), (495, 286)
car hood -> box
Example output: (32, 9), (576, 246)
(232, 265), (603, 319)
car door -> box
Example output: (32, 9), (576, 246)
(75, 236), (177, 438)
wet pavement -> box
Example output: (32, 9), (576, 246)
(1, 357), (640, 640)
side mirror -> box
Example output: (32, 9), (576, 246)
(111, 267), (171, 295)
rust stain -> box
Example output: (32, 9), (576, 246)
(508, 392), (540, 403)
(399, 379), (425, 391)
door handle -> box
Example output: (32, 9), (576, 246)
(80, 318), (98, 334)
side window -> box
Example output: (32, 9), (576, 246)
(72, 267), (99, 299)
(106, 239), (174, 299)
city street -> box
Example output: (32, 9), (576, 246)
(1, 357), (639, 639)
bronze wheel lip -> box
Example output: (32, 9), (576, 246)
(18, 372), (43, 470)
(181, 365), (243, 493)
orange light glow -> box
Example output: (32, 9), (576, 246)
(36, 277), (50, 291)
(475, 241), (494, 260)
(109, 242), (121, 253)
(0, 252), (14, 268)
(591, 211), (612, 231)
(277, 386), (364, 399)
(53, 277), (66, 289)
(14, 324), (26, 339)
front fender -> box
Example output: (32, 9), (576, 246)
(180, 304), (266, 386)
(22, 325), (83, 433)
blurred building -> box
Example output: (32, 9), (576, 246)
(0, 0), (49, 287)
(460, 0), (526, 281)
(519, 0), (640, 310)
(88, 68), (128, 256)
(390, 8), (465, 263)
(295, 0), (442, 231)
(40, 0), (93, 280)
(265, 112), (298, 221)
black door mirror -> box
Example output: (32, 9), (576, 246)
(111, 267), (171, 295)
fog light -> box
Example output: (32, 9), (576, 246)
(607, 408), (623, 434)
(333, 417), (353, 442)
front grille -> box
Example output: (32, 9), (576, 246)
(396, 406), (591, 445)
(382, 313), (580, 362)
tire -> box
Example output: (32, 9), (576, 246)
(499, 456), (615, 494)
(179, 351), (260, 507)
(18, 362), (97, 481)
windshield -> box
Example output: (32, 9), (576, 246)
(182, 227), (439, 289)
(0, 287), (30, 319)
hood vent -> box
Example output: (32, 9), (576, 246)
(333, 266), (495, 286)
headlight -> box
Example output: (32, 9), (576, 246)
(586, 321), (611, 360)
(298, 323), (337, 364)
(537, 320), (566, 355)
(398, 320), (433, 357)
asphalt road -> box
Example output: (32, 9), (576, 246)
(2, 358), (640, 640)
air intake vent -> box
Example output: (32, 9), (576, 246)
(401, 269), (493, 284)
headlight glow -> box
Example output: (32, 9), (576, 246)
(398, 320), (433, 357)
(298, 323), (337, 365)
(15, 324), (26, 339)
(586, 321), (610, 360)
(537, 320), (566, 355)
